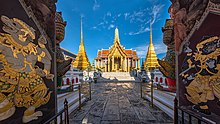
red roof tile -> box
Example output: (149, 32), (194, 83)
(97, 49), (139, 59)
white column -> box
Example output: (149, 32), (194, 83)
(138, 59), (140, 69)
(105, 58), (107, 72)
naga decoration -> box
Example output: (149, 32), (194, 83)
(0, 16), (53, 123)
(178, 0), (220, 121)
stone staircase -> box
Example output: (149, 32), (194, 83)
(98, 72), (137, 82)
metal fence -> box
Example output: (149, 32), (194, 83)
(174, 98), (215, 124)
(44, 99), (69, 124)
(44, 81), (92, 124)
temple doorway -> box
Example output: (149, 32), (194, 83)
(114, 57), (121, 72)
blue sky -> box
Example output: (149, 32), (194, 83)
(56, 0), (171, 63)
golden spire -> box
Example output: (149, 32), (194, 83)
(150, 23), (153, 45)
(114, 27), (120, 44)
(80, 16), (83, 43)
(144, 23), (159, 71)
(73, 17), (90, 70)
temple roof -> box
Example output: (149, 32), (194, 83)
(96, 49), (138, 59)
(96, 28), (139, 60)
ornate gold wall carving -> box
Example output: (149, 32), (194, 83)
(0, 15), (53, 123)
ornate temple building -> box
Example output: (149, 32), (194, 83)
(73, 18), (90, 70)
(144, 24), (159, 70)
(95, 28), (140, 72)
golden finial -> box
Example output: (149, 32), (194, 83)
(114, 27), (120, 44)
(80, 16), (83, 43)
(150, 22), (153, 45)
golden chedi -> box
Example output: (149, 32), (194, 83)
(73, 18), (90, 70)
(144, 24), (159, 70)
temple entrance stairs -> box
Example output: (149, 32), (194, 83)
(98, 72), (138, 82)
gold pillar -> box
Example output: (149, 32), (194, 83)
(97, 60), (99, 68)
(100, 59), (103, 69)
(124, 58), (127, 72)
(108, 57), (110, 72)
(120, 57), (122, 71)
(112, 56), (114, 71)
(128, 58), (130, 72)
(122, 58), (124, 72)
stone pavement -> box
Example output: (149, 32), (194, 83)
(69, 82), (173, 124)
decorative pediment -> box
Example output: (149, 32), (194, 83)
(108, 28), (127, 58)
(108, 44), (126, 58)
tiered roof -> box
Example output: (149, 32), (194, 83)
(96, 27), (139, 60)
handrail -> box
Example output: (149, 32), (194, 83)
(140, 79), (154, 107)
(174, 97), (216, 124)
(44, 99), (69, 124)
(45, 80), (92, 123)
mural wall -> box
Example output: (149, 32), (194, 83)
(0, 0), (56, 123)
(178, 1), (220, 122)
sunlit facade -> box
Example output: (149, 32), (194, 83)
(96, 28), (140, 72)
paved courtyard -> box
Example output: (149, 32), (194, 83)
(69, 82), (173, 124)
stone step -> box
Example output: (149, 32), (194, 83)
(100, 72), (135, 82)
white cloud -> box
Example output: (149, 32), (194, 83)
(134, 44), (167, 58)
(108, 24), (115, 30)
(91, 12), (116, 30)
(125, 4), (164, 25)
(150, 4), (164, 24)
(128, 27), (150, 35)
(124, 4), (164, 35)
(124, 13), (130, 20)
(93, 0), (100, 11)
(107, 12), (111, 17)
(126, 9), (147, 23)
(98, 22), (104, 26)
(92, 26), (97, 29)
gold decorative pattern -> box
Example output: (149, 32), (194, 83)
(0, 15), (53, 123)
(182, 36), (220, 110)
